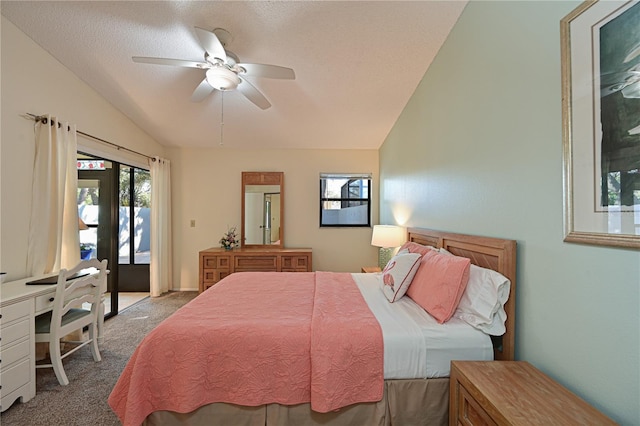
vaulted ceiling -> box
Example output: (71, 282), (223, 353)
(1, 1), (466, 150)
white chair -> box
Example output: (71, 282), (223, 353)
(35, 258), (108, 385)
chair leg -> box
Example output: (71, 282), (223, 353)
(49, 338), (69, 386)
(97, 300), (105, 345)
(88, 322), (102, 362)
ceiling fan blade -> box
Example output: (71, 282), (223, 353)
(237, 77), (271, 110)
(132, 56), (208, 69)
(238, 63), (295, 80)
(191, 79), (214, 102)
(194, 27), (227, 62)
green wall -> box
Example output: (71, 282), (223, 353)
(379, 1), (639, 423)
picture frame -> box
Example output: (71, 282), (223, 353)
(561, 0), (640, 249)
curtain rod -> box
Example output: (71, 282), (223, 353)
(25, 113), (155, 162)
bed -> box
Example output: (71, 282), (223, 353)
(109, 228), (516, 426)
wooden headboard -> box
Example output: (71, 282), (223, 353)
(407, 227), (517, 361)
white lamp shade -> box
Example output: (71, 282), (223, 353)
(371, 225), (405, 248)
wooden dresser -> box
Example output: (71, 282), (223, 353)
(198, 247), (312, 293)
(449, 361), (616, 426)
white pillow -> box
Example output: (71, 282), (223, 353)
(381, 252), (422, 303)
(453, 264), (510, 335)
(439, 249), (510, 335)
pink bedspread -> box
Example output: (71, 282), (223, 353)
(108, 271), (383, 426)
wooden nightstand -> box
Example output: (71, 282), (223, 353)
(361, 266), (381, 273)
(449, 361), (616, 426)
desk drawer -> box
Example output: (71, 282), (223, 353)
(0, 339), (30, 367)
(0, 358), (30, 398)
(35, 293), (56, 314)
(0, 319), (30, 347)
(0, 300), (30, 324)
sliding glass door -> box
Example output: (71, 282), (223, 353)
(77, 154), (150, 317)
(118, 165), (150, 292)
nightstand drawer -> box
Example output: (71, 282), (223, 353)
(458, 386), (496, 426)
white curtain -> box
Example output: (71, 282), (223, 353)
(149, 156), (172, 297)
(27, 115), (80, 275)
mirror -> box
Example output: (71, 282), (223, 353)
(241, 172), (284, 248)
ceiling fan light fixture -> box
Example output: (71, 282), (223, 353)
(206, 67), (240, 91)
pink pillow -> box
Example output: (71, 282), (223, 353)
(399, 241), (438, 257)
(406, 250), (471, 323)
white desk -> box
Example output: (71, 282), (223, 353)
(0, 272), (105, 412)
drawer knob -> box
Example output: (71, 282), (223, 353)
(49, 297), (55, 302)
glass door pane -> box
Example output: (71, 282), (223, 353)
(118, 165), (151, 292)
(133, 168), (151, 265)
(119, 167), (131, 265)
(78, 167), (117, 316)
(78, 179), (99, 260)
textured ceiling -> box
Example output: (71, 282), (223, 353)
(1, 1), (466, 150)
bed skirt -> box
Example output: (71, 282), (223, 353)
(142, 378), (449, 426)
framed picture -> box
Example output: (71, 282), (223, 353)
(561, 0), (640, 248)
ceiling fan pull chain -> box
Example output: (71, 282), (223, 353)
(220, 91), (224, 146)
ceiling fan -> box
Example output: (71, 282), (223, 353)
(132, 27), (295, 109)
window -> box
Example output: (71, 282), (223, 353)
(320, 173), (371, 227)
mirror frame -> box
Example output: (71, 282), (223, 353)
(241, 171), (284, 248)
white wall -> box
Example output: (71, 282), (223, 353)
(168, 147), (379, 291)
(379, 1), (639, 424)
(0, 17), (165, 280)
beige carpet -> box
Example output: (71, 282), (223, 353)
(0, 291), (198, 426)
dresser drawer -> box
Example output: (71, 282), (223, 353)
(0, 357), (30, 397)
(281, 255), (310, 271)
(0, 300), (30, 324)
(235, 256), (278, 271)
(0, 319), (30, 347)
(202, 269), (231, 284)
(202, 255), (230, 269)
(0, 339), (30, 367)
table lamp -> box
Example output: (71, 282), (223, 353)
(371, 225), (405, 269)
